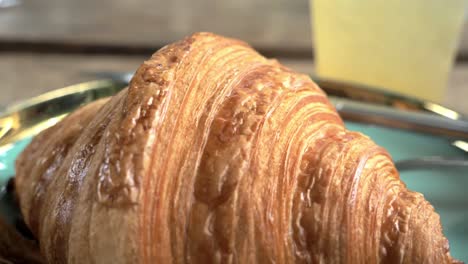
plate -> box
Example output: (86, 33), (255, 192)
(0, 122), (467, 261)
(0, 78), (466, 260)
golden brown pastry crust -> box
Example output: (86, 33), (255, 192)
(15, 32), (459, 263)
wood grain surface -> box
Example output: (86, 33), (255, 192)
(0, 0), (467, 57)
(0, 0), (310, 55)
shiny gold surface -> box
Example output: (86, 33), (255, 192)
(453, 140), (468, 152)
(313, 77), (467, 120)
(0, 80), (127, 146)
(0, 77), (465, 149)
(423, 102), (461, 120)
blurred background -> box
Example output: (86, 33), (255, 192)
(0, 0), (467, 113)
(0, 1), (468, 260)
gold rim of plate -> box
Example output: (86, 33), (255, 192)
(0, 80), (127, 147)
(0, 77), (464, 148)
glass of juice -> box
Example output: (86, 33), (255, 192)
(311, 0), (466, 103)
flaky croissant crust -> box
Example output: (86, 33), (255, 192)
(15, 32), (458, 264)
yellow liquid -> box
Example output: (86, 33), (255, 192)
(312, 0), (466, 102)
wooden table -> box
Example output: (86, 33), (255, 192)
(1, 0), (467, 115)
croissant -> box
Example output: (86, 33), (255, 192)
(13, 32), (458, 264)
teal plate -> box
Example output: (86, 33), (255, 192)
(0, 122), (467, 261)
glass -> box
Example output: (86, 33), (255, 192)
(311, 0), (466, 103)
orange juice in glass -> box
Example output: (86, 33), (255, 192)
(311, 0), (466, 102)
